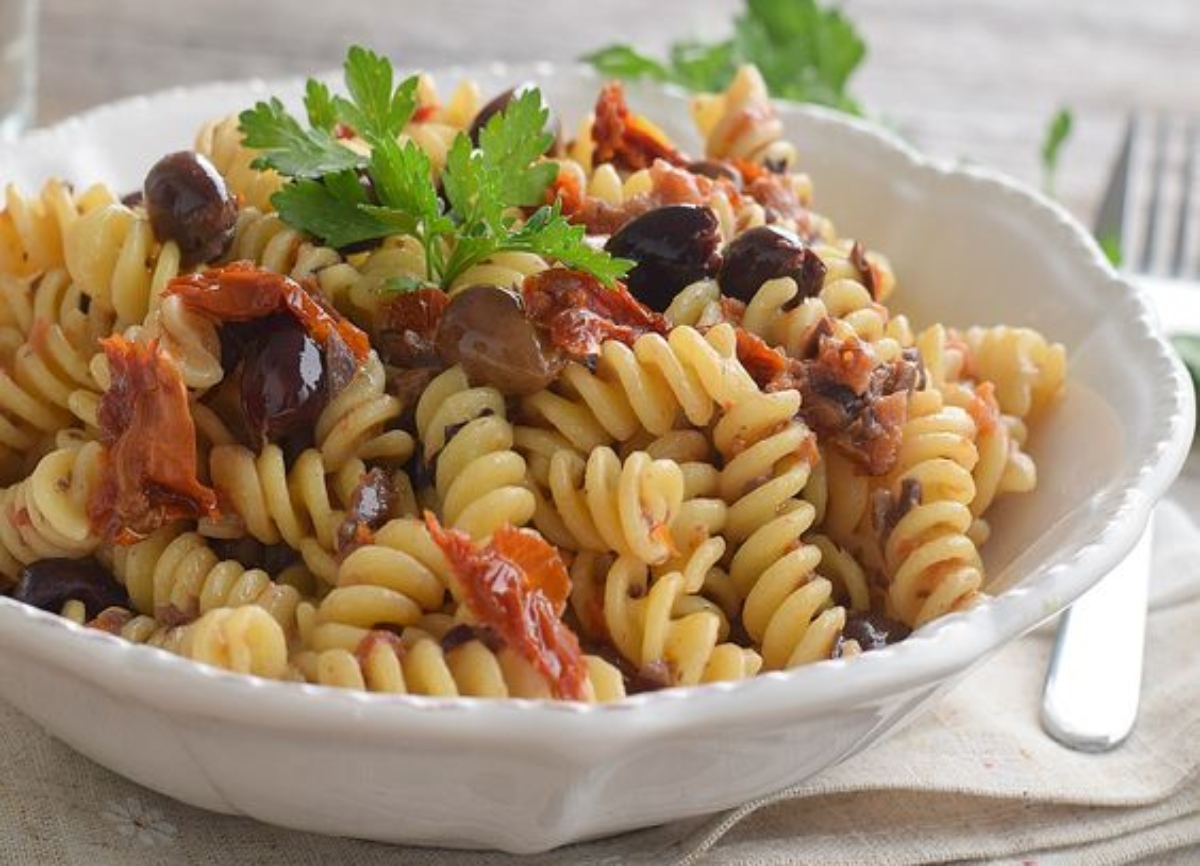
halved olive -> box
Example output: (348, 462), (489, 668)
(143, 151), (237, 268)
(718, 225), (826, 304)
(240, 313), (329, 446)
(604, 204), (722, 312)
(436, 284), (562, 395)
(11, 558), (129, 620)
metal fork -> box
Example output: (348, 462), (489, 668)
(1041, 112), (1199, 752)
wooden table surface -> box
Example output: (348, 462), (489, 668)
(32, 0), (1200, 223)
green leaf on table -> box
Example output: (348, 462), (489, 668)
(1041, 107), (1074, 195)
(668, 41), (736, 92)
(1097, 232), (1123, 268)
(582, 45), (673, 83)
(580, 0), (867, 113)
(733, 0), (866, 112)
(1172, 335), (1200, 390)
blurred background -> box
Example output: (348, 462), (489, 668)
(32, 0), (1200, 221)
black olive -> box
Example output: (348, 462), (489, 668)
(604, 205), (722, 312)
(718, 225), (827, 305)
(11, 558), (129, 620)
(840, 611), (911, 652)
(208, 537), (299, 574)
(435, 284), (562, 395)
(688, 159), (743, 191)
(240, 313), (329, 447)
(143, 151), (238, 269)
(469, 86), (561, 153)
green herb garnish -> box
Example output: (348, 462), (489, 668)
(1040, 107), (1074, 196)
(583, 0), (866, 113)
(239, 46), (630, 289)
(1096, 232), (1123, 268)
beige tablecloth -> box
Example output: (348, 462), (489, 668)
(3, 484), (1199, 865)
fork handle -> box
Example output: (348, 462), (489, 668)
(1040, 518), (1154, 752)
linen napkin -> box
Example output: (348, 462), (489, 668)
(2, 467), (1199, 865)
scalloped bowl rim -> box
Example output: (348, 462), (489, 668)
(0, 62), (1192, 747)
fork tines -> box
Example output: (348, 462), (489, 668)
(1124, 112), (1199, 280)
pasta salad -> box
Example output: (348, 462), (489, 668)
(0, 47), (1065, 702)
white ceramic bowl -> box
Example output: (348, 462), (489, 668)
(0, 64), (1193, 854)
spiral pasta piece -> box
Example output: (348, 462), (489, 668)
(0, 314), (101, 460)
(307, 517), (450, 648)
(295, 625), (626, 702)
(64, 202), (183, 328)
(961, 325), (1067, 420)
(592, 539), (762, 687)
(316, 352), (414, 470)
(0, 180), (118, 277)
(195, 115), (284, 213)
(728, 499), (845, 669)
(222, 207), (365, 312)
(207, 444), (367, 583)
(522, 323), (757, 452)
(742, 256), (906, 363)
(548, 446), (684, 564)
(414, 366), (535, 540)
(0, 441), (103, 580)
(713, 387), (817, 544)
(447, 251), (547, 295)
(881, 388), (979, 508)
(110, 526), (302, 632)
(691, 65), (794, 169)
(917, 325), (1037, 541)
(182, 605), (289, 679)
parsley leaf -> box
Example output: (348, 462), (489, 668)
(239, 97), (364, 178)
(305, 80), (338, 131)
(509, 204), (634, 285)
(1041, 107), (1074, 196)
(1097, 232), (1123, 268)
(272, 178), (393, 249)
(581, 0), (866, 113)
(477, 89), (559, 208)
(335, 45), (420, 142)
(583, 45), (673, 83)
(237, 45), (630, 290)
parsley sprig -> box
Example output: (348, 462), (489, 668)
(239, 46), (629, 289)
(584, 0), (866, 114)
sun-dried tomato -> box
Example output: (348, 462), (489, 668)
(377, 287), (450, 369)
(88, 337), (218, 545)
(568, 159), (737, 237)
(735, 327), (787, 388)
(547, 164), (585, 217)
(165, 261), (370, 364)
(591, 82), (687, 172)
(522, 268), (668, 362)
(425, 513), (587, 701)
